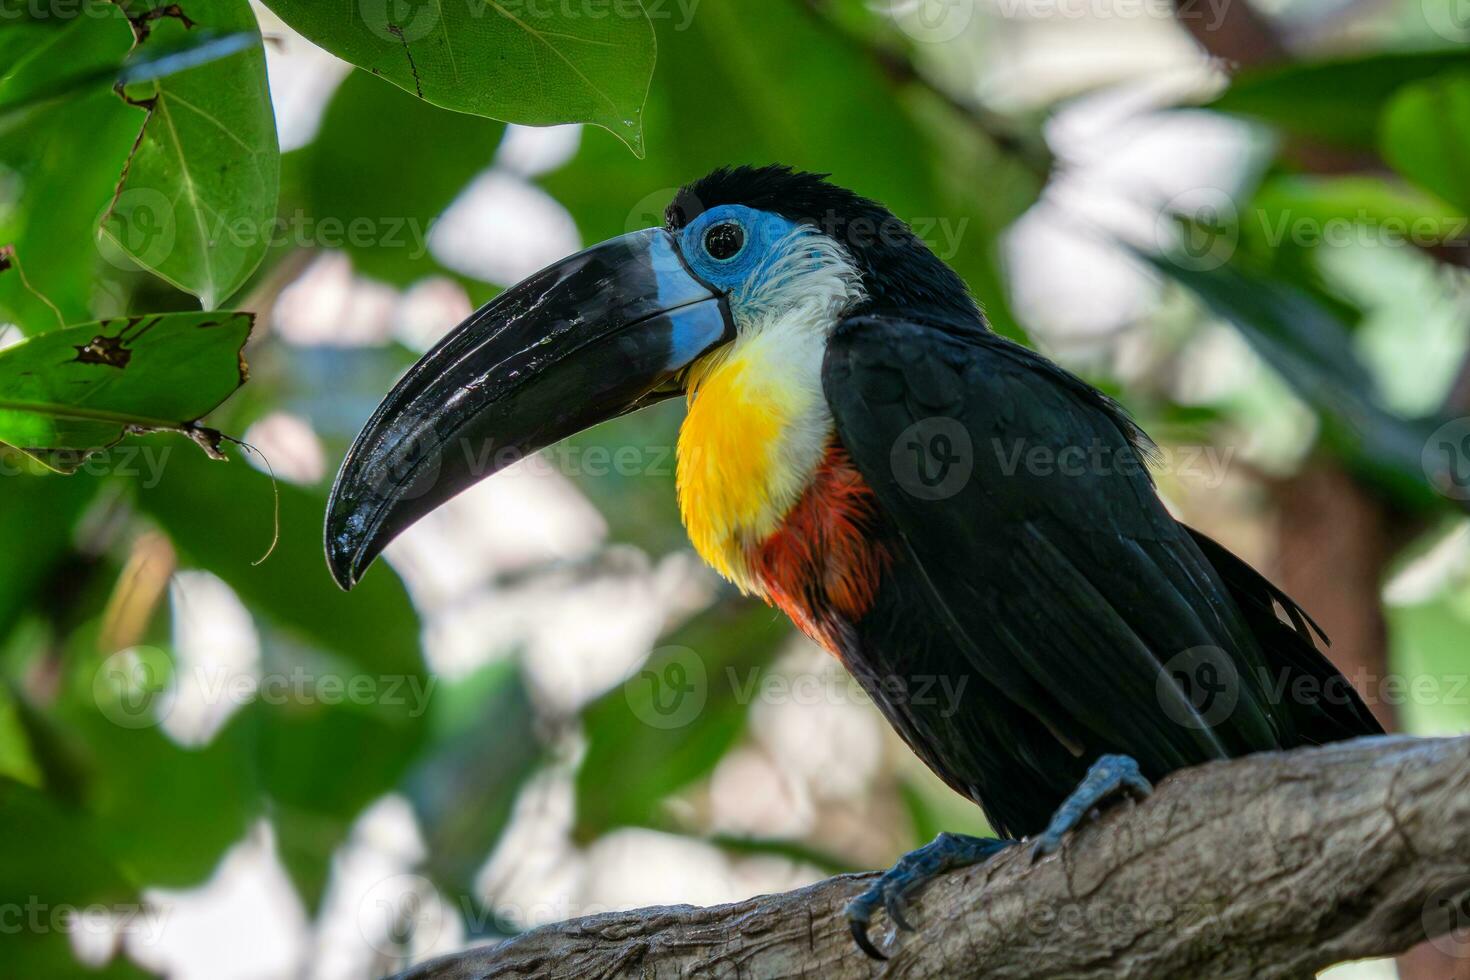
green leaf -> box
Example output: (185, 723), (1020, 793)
(101, 0), (280, 308)
(1381, 72), (1470, 215)
(574, 598), (788, 840)
(0, 12), (138, 329)
(303, 69), (504, 285)
(259, 0), (654, 155)
(1208, 49), (1470, 149)
(0, 311), (252, 471)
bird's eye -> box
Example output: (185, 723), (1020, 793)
(703, 221), (745, 261)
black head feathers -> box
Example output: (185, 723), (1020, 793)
(667, 165), (985, 327)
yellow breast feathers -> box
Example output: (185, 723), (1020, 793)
(676, 325), (832, 592)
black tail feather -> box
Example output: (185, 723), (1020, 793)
(1188, 527), (1384, 744)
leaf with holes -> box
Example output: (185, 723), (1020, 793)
(259, 0), (654, 155)
(101, 0), (279, 309)
(0, 311), (252, 472)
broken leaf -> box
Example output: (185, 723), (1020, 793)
(0, 310), (252, 472)
(101, 0), (279, 309)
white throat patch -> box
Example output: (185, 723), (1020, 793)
(675, 228), (867, 590)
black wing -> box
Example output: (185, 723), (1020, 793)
(823, 314), (1372, 806)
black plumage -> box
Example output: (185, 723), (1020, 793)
(824, 315), (1381, 836)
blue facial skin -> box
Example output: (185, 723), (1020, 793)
(675, 204), (802, 298)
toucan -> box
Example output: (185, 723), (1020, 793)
(325, 165), (1383, 959)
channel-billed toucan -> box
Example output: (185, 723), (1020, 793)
(325, 165), (1382, 958)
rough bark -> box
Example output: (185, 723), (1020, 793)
(393, 735), (1470, 980)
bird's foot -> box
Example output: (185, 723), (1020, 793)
(845, 832), (1013, 960)
(1029, 754), (1152, 862)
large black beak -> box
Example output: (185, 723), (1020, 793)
(325, 228), (732, 590)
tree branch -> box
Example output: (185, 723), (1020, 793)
(393, 735), (1470, 980)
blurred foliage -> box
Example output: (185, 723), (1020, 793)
(1, 0), (1470, 976)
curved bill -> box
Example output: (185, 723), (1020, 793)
(325, 227), (731, 590)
